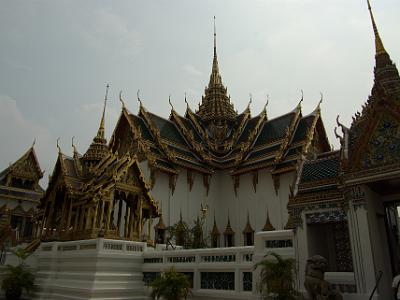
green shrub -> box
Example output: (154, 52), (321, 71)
(150, 267), (191, 300)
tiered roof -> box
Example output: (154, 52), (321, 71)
(0, 145), (44, 203)
(288, 0), (400, 228)
(108, 20), (331, 176)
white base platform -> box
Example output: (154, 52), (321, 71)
(34, 239), (148, 300)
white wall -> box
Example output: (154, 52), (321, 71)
(139, 160), (295, 247)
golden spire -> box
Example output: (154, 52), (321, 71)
(367, 0), (386, 56)
(209, 16), (222, 86)
(97, 84), (109, 139)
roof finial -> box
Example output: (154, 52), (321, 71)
(168, 95), (174, 111)
(208, 16), (222, 87)
(367, 0), (386, 55)
(319, 92), (323, 105)
(263, 94), (269, 111)
(119, 91), (126, 109)
(214, 16), (217, 58)
(32, 138), (36, 148)
(301, 89), (304, 102)
(56, 137), (61, 153)
(97, 84), (109, 139)
(247, 93), (252, 110)
(72, 136), (77, 154)
(184, 92), (189, 108)
(137, 89), (143, 107)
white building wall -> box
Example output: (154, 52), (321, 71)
(139, 159), (296, 247)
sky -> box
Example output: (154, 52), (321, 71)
(0, 0), (399, 188)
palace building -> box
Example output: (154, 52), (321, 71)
(1, 2), (399, 299)
(0, 145), (43, 248)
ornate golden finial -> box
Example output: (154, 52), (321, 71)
(315, 92), (323, 112)
(184, 92), (189, 109)
(168, 95), (174, 111)
(367, 0), (386, 55)
(56, 137), (61, 153)
(247, 93), (253, 110)
(137, 89), (143, 106)
(214, 16), (217, 57)
(72, 136), (77, 153)
(295, 93), (303, 112)
(263, 94), (269, 111)
(96, 84), (109, 139)
(119, 91), (126, 109)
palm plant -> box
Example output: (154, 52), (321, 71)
(150, 267), (191, 300)
(1, 248), (35, 300)
(254, 252), (298, 300)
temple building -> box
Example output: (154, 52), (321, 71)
(6, 2), (400, 299)
(0, 145), (43, 247)
(288, 2), (400, 298)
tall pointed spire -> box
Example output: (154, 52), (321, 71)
(196, 17), (237, 133)
(367, 0), (386, 56)
(82, 84), (110, 167)
(209, 16), (222, 86)
(365, 0), (399, 86)
(97, 84), (109, 140)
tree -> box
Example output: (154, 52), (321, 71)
(150, 267), (191, 300)
(254, 252), (298, 300)
(1, 248), (36, 300)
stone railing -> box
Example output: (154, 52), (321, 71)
(143, 246), (256, 298)
(39, 238), (146, 254)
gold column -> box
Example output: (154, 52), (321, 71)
(99, 200), (105, 230)
(85, 207), (92, 230)
(138, 196), (144, 238)
(73, 206), (79, 231)
(105, 202), (112, 234)
(117, 198), (123, 235)
(66, 197), (73, 229)
(93, 203), (99, 229)
(124, 205), (130, 238)
(79, 207), (85, 230)
(129, 202), (135, 239)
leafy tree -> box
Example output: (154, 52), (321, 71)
(1, 248), (36, 300)
(254, 252), (298, 300)
(167, 215), (209, 249)
(150, 267), (191, 300)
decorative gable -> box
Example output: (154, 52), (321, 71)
(360, 113), (400, 169)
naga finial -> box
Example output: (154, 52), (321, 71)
(336, 115), (349, 134)
(263, 94), (269, 111)
(334, 127), (342, 140)
(247, 93), (252, 110)
(137, 89), (143, 106)
(169, 95), (174, 111)
(119, 91), (126, 109)
(184, 93), (190, 110)
(319, 92), (323, 105)
(32, 138), (36, 148)
(301, 89), (304, 102)
(56, 137), (61, 153)
(72, 136), (77, 153)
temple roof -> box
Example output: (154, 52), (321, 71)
(300, 151), (340, 185)
(342, 1), (400, 177)
(0, 145), (43, 184)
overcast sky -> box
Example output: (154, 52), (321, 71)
(0, 0), (399, 187)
